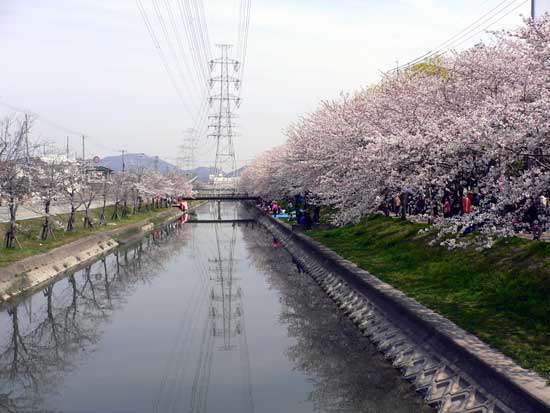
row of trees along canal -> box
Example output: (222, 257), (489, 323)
(0, 115), (192, 249)
(241, 16), (550, 249)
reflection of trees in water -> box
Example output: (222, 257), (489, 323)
(242, 225), (431, 413)
(0, 220), (191, 412)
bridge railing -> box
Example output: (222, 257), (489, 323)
(181, 191), (258, 200)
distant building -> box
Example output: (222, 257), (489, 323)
(209, 174), (239, 189)
(84, 165), (114, 183)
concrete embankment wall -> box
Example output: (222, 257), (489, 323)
(250, 206), (550, 413)
(0, 208), (187, 303)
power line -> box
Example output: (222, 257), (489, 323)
(236, 0), (252, 90)
(136, 0), (200, 121)
(176, 0), (209, 91)
(0, 100), (118, 154)
(391, 0), (528, 72)
(450, 0), (529, 49)
(162, 0), (205, 104)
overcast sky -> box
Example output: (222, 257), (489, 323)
(0, 0), (533, 168)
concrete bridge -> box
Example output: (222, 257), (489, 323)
(181, 190), (259, 201)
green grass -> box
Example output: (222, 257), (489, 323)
(0, 205), (176, 268)
(310, 215), (550, 380)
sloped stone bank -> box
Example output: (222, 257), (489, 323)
(250, 206), (550, 413)
(0, 208), (185, 302)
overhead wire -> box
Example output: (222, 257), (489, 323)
(162, 0), (205, 103)
(136, 0), (199, 122)
(392, 0), (529, 71)
(449, 0), (529, 49)
(0, 99), (118, 154)
(150, 0), (203, 122)
(174, 0), (208, 91)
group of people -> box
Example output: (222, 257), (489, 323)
(259, 198), (321, 231)
(513, 195), (548, 240)
(380, 188), (550, 240)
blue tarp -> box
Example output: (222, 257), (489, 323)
(274, 213), (289, 218)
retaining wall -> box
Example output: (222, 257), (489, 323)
(0, 208), (186, 303)
(251, 206), (550, 413)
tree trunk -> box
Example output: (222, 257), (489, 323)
(83, 203), (93, 229)
(4, 197), (18, 248)
(41, 199), (52, 240)
(112, 201), (120, 220)
(67, 197), (76, 232)
(100, 195), (107, 225)
(122, 200), (128, 218)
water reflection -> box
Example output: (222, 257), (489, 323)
(0, 220), (190, 412)
(154, 203), (254, 413)
(0, 204), (430, 413)
(242, 224), (432, 413)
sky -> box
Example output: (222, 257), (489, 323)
(0, 0), (535, 169)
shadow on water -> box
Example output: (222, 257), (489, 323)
(241, 223), (433, 413)
(0, 220), (191, 412)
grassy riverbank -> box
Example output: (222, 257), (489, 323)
(309, 215), (550, 380)
(0, 205), (179, 268)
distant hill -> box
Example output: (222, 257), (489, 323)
(97, 154), (245, 182)
(226, 166), (247, 178)
(186, 166), (216, 182)
(98, 154), (177, 174)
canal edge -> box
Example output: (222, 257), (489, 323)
(249, 205), (550, 413)
(0, 203), (206, 305)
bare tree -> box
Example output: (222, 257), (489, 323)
(110, 173), (131, 220)
(61, 164), (83, 232)
(32, 154), (65, 240)
(78, 176), (98, 229)
(98, 177), (110, 225)
(0, 116), (34, 248)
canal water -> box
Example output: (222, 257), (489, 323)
(0, 203), (431, 413)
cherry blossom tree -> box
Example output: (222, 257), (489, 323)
(243, 15), (550, 246)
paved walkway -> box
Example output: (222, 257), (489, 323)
(0, 200), (112, 223)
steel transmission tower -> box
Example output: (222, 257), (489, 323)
(178, 128), (198, 173)
(208, 44), (241, 185)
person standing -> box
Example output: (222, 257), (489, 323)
(271, 202), (279, 217)
(462, 193), (472, 214)
(393, 195), (401, 217)
(443, 198), (451, 218)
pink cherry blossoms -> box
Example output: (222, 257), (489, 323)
(241, 16), (550, 246)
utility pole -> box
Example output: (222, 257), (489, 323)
(24, 114), (29, 163)
(208, 44), (240, 188)
(120, 150), (126, 173)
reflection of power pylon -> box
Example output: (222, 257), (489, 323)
(190, 219), (254, 413)
(210, 224), (239, 351)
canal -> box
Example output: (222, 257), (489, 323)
(0, 203), (431, 412)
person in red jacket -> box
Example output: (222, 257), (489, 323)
(443, 198), (451, 218)
(462, 193), (473, 214)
